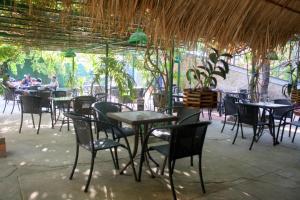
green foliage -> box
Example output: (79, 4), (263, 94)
(92, 52), (135, 98)
(186, 48), (232, 89)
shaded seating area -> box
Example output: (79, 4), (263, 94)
(65, 112), (137, 192)
(1, 0), (300, 199)
(141, 121), (211, 200)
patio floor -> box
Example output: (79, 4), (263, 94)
(1, 102), (300, 200)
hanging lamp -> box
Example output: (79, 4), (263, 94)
(128, 28), (148, 45)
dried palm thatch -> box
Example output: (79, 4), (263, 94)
(0, 0), (299, 54)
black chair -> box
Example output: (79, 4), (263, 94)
(19, 95), (42, 134)
(140, 121), (211, 200)
(276, 107), (300, 143)
(37, 90), (54, 128)
(233, 103), (272, 150)
(66, 112), (137, 192)
(2, 85), (19, 114)
(92, 102), (135, 169)
(273, 99), (293, 139)
(73, 96), (96, 116)
(151, 106), (202, 169)
(221, 96), (238, 133)
(94, 93), (107, 102)
(52, 90), (67, 122)
(60, 96), (96, 131)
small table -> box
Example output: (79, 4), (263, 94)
(107, 110), (177, 181)
(51, 97), (73, 130)
(242, 102), (292, 145)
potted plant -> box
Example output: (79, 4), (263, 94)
(184, 48), (232, 108)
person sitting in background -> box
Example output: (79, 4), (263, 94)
(21, 74), (32, 86)
(36, 78), (42, 86)
(2, 74), (16, 89)
(48, 76), (59, 89)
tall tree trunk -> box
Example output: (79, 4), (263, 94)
(260, 59), (270, 101)
(249, 53), (259, 102)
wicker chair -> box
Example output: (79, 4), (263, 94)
(221, 95), (238, 133)
(19, 95), (42, 134)
(60, 96), (96, 131)
(2, 85), (19, 114)
(140, 121), (211, 200)
(92, 101), (135, 169)
(233, 103), (272, 150)
(66, 112), (137, 192)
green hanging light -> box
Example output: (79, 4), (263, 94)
(128, 28), (148, 45)
(63, 48), (76, 58)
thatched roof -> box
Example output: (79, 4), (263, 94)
(0, 0), (300, 54)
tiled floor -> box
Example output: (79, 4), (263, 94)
(1, 102), (300, 200)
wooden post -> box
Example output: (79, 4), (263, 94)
(0, 137), (6, 157)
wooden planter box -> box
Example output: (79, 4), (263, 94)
(291, 89), (300, 104)
(183, 89), (218, 108)
(0, 137), (6, 157)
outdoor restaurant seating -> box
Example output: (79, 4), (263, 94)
(38, 90), (54, 128)
(150, 106), (202, 171)
(19, 95), (42, 134)
(221, 95), (239, 133)
(2, 85), (19, 114)
(65, 112), (137, 193)
(140, 121), (211, 200)
(276, 107), (300, 143)
(52, 90), (67, 122)
(92, 102), (135, 140)
(233, 103), (272, 150)
(92, 102), (135, 169)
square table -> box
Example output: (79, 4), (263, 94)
(240, 102), (292, 145)
(107, 110), (177, 181)
(50, 96), (73, 130)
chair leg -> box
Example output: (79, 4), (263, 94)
(60, 117), (65, 131)
(241, 123), (245, 139)
(280, 123), (287, 142)
(198, 155), (206, 193)
(19, 113), (23, 133)
(50, 107), (54, 129)
(249, 126), (257, 150)
(231, 116), (237, 131)
(168, 160), (177, 200)
(232, 122), (240, 144)
(37, 114), (42, 134)
(190, 156), (194, 166)
(161, 157), (167, 175)
(221, 115), (226, 133)
(114, 147), (119, 169)
(69, 144), (79, 180)
(288, 123), (292, 138)
(292, 126), (298, 143)
(11, 100), (15, 114)
(84, 152), (95, 193)
(31, 114), (35, 128)
(3, 100), (7, 113)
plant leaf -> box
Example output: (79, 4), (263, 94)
(220, 53), (233, 58)
(211, 77), (217, 87)
(209, 53), (218, 64)
(211, 48), (219, 57)
(207, 61), (214, 73)
(217, 66), (226, 76)
(212, 71), (226, 79)
(220, 59), (229, 73)
(186, 69), (193, 82)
